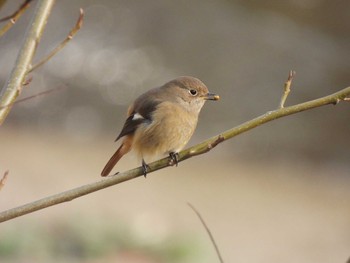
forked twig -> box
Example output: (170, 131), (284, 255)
(188, 203), (224, 263)
(29, 8), (84, 73)
(0, 0), (33, 37)
(0, 0), (56, 126)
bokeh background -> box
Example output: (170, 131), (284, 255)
(0, 0), (349, 262)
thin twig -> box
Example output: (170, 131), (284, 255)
(0, 85), (67, 110)
(0, 85), (349, 222)
(0, 0), (56, 125)
(0, 0), (32, 22)
(0, 171), (9, 191)
(0, 0), (33, 37)
(279, 70), (295, 108)
(29, 8), (84, 73)
(188, 203), (224, 263)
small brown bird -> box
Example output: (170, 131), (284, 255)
(101, 76), (219, 176)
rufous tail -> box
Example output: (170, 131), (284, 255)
(101, 137), (132, 176)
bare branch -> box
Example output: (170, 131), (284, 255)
(0, 0), (32, 22)
(188, 203), (224, 263)
(0, 0), (33, 37)
(0, 85), (67, 110)
(0, 170), (9, 191)
(29, 8), (84, 73)
(0, 0), (56, 125)
(0, 85), (349, 222)
(279, 70), (295, 108)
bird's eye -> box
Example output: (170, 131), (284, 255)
(189, 89), (197, 96)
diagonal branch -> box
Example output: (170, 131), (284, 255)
(0, 85), (349, 223)
(29, 8), (84, 73)
(188, 203), (224, 263)
(0, 0), (56, 125)
(0, 0), (33, 22)
(0, 0), (33, 37)
(0, 85), (67, 110)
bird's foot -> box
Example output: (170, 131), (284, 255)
(142, 159), (150, 177)
(169, 152), (179, 167)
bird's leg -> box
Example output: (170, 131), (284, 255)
(169, 152), (179, 167)
(141, 159), (150, 177)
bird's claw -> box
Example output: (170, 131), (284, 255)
(142, 159), (150, 177)
(169, 152), (179, 167)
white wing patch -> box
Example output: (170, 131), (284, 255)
(132, 113), (144, 120)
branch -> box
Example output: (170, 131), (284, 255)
(29, 8), (84, 73)
(0, 85), (67, 110)
(0, 0), (56, 125)
(0, 0), (33, 37)
(188, 203), (224, 263)
(0, 85), (349, 223)
(0, 0), (32, 22)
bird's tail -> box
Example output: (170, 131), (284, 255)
(101, 136), (132, 177)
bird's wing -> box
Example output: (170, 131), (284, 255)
(115, 98), (160, 141)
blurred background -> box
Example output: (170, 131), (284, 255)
(0, 0), (349, 262)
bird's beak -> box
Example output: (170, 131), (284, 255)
(204, 92), (220, 101)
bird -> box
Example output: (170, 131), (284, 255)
(101, 76), (219, 177)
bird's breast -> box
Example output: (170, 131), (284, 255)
(132, 101), (198, 158)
